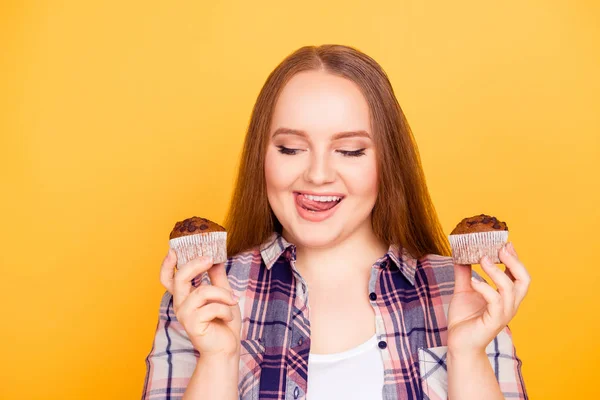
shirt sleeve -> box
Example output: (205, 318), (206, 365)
(141, 291), (199, 400)
(487, 325), (528, 398)
(418, 326), (528, 400)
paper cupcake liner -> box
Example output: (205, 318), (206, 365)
(448, 231), (508, 264)
(169, 231), (227, 268)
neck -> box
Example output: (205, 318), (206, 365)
(290, 225), (388, 284)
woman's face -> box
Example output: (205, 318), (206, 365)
(265, 70), (378, 249)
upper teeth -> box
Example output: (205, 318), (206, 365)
(304, 194), (341, 202)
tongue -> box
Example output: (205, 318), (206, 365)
(297, 195), (338, 212)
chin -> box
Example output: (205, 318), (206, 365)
(282, 220), (346, 249)
(295, 231), (339, 249)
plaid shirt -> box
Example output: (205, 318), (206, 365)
(142, 233), (527, 400)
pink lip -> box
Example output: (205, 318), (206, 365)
(294, 192), (344, 223)
(294, 190), (346, 198)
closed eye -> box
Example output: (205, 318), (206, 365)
(338, 149), (366, 157)
(277, 146), (366, 157)
(276, 145), (302, 155)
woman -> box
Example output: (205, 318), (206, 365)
(142, 45), (529, 400)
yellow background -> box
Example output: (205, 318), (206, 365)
(1, 0), (598, 398)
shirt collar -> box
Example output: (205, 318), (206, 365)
(259, 232), (294, 270)
(259, 232), (418, 286)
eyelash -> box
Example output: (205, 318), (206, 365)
(276, 146), (366, 157)
(276, 145), (300, 155)
(339, 149), (366, 157)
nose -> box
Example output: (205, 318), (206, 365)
(303, 151), (336, 185)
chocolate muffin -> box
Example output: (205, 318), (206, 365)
(169, 217), (226, 239)
(168, 216), (227, 267)
(449, 214), (509, 264)
(450, 214), (508, 235)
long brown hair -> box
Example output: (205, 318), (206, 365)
(224, 45), (450, 258)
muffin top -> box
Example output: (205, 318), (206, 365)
(169, 216), (226, 240)
(450, 214), (508, 235)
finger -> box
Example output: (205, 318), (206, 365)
(197, 303), (235, 323)
(507, 241), (519, 258)
(481, 256), (515, 317)
(176, 285), (238, 321)
(470, 277), (504, 325)
(208, 262), (232, 291)
(502, 244), (518, 282)
(194, 303), (235, 335)
(504, 267), (515, 281)
(173, 256), (214, 310)
(193, 284), (239, 309)
(159, 249), (177, 294)
(499, 244), (531, 308)
(453, 263), (474, 293)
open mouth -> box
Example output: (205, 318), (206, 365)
(295, 192), (344, 213)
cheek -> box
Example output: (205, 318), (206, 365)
(264, 151), (279, 193)
(264, 149), (293, 193)
(345, 158), (378, 197)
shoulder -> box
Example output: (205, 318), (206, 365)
(414, 253), (484, 288)
(224, 247), (263, 290)
(415, 253), (456, 285)
(418, 253), (454, 268)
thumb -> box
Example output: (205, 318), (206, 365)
(453, 263), (474, 293)
(207, 262), (232, 291)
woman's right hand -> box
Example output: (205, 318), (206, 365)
(160, 249), (242, 359)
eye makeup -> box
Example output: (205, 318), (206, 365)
(276, 145), (367, 157)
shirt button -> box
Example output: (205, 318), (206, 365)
(378, 340), (388, 349)
(298, 337), (303, 346)
(294, 386), (300, 399)
(369, 292), (377, 301)
(381, 261), (388, 268)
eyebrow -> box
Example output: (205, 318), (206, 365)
(271, 128), (371, 140)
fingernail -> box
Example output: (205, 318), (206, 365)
(471, 277), (480, 284)
(231, 292), (240, 302)
(508, 242), (518, 256)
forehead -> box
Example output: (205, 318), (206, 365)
(271, 70), (371, 137)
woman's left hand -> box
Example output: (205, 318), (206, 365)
(447, 242), (531, 355)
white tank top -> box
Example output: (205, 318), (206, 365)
(306, 334), (384, 399)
